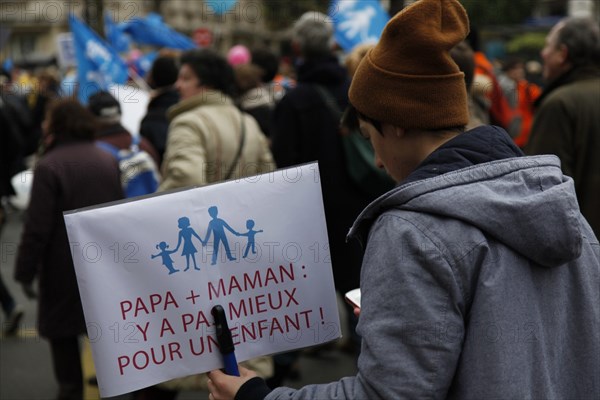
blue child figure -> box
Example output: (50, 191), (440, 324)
(151, 242), (179, 275)
(173, 216), (204, 271)
(204, 206), (238, 265)
(239, 219), (263, 258)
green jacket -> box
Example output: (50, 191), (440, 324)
(527, 66), (600, 236)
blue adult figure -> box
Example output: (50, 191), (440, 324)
(173, 217), (204, 271)
(204, 206), (238, 265)
(239, 219), (263, 258)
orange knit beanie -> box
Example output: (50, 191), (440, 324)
(349, 0), (470, 129)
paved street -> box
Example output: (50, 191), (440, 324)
(1, 207), (358, 400)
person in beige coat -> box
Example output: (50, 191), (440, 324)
(140, 48), (274, 399)
(159, 49), (274, 191)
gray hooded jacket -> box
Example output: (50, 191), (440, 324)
(266, 126), (599, 400)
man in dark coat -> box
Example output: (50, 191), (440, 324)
(271, 12), (374, 298)
(526, 17), (600, 236)
(268, 13), (375, 383)
(15, 99), (123, 400)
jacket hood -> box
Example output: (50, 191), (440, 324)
(349, 126), (583, 268)
(167, 89), (233, 121)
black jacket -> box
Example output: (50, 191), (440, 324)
(527, 65), (600, 236)
(15, 140), (123, 338)
(271, 57), (374, 293)
(0, 96), (25, 197)
(140, 88), (179, 166)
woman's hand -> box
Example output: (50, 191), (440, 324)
(353, 307), (361, 318)
(207, 366), (257, 400)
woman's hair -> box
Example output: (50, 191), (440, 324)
(501, 57), (524, 73)
(180, 49), (236, 97)
(46, 99), (96, 141)
(250, 47), (280, 83)
(148, 55), (179, 89)
(233, 63), (264, 94)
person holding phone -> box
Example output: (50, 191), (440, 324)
(207, 1), (600, 399)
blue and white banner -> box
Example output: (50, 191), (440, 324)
(124, 13), (196, 50)
(132, 51), (158, 78)
(2, 58), (13, 73)
(329, 0), (389, 52)
(104, 12), (131, 53)
(64, 163), (340, 397)
(206, 0), (238, 15)
(69, 15), (129, 103)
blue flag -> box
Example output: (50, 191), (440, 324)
(329, 0), (389, 52)
(104, 12), (131, 53)
(2, 58), (13, 73)
(206, 0), (238, 15)
(69, 14), (129, 103)
(124, 13), (196, 50)
(132, 51), (158, 78)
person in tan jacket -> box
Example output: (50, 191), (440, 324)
(159, 49), (274, 191)
(142, 48), (274, 399)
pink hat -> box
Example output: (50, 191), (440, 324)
(227, 45), (251, 66)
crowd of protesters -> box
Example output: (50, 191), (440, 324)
(1, 3), (599, 399)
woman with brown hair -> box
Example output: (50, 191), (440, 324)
(15, 99), (123, 399)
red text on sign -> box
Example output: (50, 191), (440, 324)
(117, 342), (183, 375)
(120, 291), (180, 320)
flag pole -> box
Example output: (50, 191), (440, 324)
(128, 67), (151, 93)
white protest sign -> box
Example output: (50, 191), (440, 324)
(64, 163), (340, 397)
(56, 32), (76, 69)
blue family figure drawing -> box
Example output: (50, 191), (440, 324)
(151, 242), (179, 275)
(204, 206), (238, 265)
(173, 216), (204, 271)
(239, 219), (263, 258)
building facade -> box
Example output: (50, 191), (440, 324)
(1, 0), (597, 70)
(0, 0), (276, 68)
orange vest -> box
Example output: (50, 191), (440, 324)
(474, 52), (513, 129)
(512, 80), (541, 148)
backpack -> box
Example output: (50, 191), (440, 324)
(313, 85), (395, 198)
(97, 135), (161, 198)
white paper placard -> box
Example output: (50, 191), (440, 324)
(64, 163), (340, 397)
